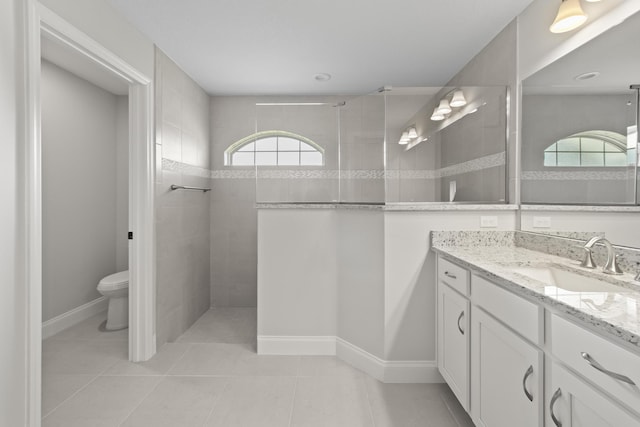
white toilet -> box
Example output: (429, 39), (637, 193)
(97, 270), (129, 331)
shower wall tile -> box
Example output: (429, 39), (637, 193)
(155, 48), (211, 346)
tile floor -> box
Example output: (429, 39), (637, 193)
(42, 307), (474, 426)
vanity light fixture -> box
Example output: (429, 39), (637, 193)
(574, 71), (600, 81)
(407, 126), (418, 139)
(550, 0), (588, 34)
(450, 90), (467, 108)
(430, 108), (446, 121)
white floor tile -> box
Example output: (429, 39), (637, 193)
(176, 307), (256, 344)
(42, 339), (127, 375)
(290, 377), (374, 427)
(121, 376), (227, 427)
(103, 343), (191, 376)
(204, 377), (296, 427)
(42, 376), (160, 427)
(364, 378), (462, 427)
(48, 312), (127, 342)
(41, 374), (97, 417)
(168, 343), (246, 376)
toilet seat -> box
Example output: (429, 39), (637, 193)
(97, 270), (129, 292)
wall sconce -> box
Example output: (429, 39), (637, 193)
(550, 0), (588, 34)
(430, 89), (467, 121)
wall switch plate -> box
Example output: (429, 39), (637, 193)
(480, 216), (498, 228)
(533, 216), (551, 228)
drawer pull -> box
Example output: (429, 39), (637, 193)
(550, 387), (562, 427)
(457, 311), (465, 335)
(444, 271), (457, 280)
(522, 365), (534, 402)
(580, 352), (636, 386)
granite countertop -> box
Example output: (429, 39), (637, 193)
(431, 231), (640, 351)
(256, 202), (518, 211)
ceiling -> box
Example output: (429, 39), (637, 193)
(107, 0), (534, 96)
(524, 10), (640, 95)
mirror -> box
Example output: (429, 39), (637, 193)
(521, 11), (640, 206)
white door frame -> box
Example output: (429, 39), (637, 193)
(24, 3), (156, 425)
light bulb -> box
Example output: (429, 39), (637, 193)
(550, 0), (587, 34)
(450, 90), (467, 108)
(431, 108), (445, 121)
(436, 99), (452, 115)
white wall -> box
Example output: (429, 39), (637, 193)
(115, 95), (129, 270)
(1, 0), (27, 424)
(41, 60), (127, 321)
(257, 208), (517, 371)
(337, 210), (385, 358)
(257, 209), (337, 340)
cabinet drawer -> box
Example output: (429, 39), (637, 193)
(472, 275), (542, 345)
(551, 314), (640, 413)
(438, 257), (469, 296)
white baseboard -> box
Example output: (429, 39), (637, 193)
(42, 296), (108, 339)
(336, 338), (443, 383)
(257, 335), (442, 383)
(257, 335), (336, 355)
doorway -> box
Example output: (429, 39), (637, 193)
(25, 3), (155, 424)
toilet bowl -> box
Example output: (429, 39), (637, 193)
(97, 270), (129, 331)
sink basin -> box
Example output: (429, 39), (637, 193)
(510, 265), (623, 293)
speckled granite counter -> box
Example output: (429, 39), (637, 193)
(432, 231), (640, 351)
(256, 202), (518, 211)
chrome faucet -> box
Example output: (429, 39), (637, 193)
(582, 236), (623, 275)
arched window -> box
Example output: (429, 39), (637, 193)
(543, 130), (628, 167)
(224, 130), (324, 166)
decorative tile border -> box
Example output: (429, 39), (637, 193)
(521, 170), (635, 181)
(162, 151), (505, 181)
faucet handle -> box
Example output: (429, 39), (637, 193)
(603, 254), (624, 275)
(580, 247), (597, 269)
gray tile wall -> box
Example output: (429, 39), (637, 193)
(209, 96), (347, 308)
(155, 49), (211, 345)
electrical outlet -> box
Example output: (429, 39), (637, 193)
(533, 216), (551, 228)
(480, 216), (498, 228)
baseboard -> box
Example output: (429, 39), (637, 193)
(257, 335), (336, 355)
(42, 296), (108, 339)
(257, 335), (442, 383)
(336, 338), (443, 383)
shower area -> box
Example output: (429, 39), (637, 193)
(209, 86), (508, 322)
(251, 86), (508, 205)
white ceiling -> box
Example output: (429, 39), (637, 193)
(524, 10), (640, 95)
(107, 0), (534, 95)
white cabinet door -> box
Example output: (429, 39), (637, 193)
(438, 281), (470, 411)
(471, 306), (543, 427)
(547, 362), (640, 427)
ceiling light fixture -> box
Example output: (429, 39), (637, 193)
(314, 73), (332, 82)
(574, 71), (600, 81)
(550, 0), (588, 34)
(450, 90), (467, 108)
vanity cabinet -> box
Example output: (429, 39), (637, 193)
(437, 280), (470, 411)
(471, 306), (543, 427)
(547, 362), (640, 427)
(436, 254), (640, 427)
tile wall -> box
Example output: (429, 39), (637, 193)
(155, 48), (211, 345)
